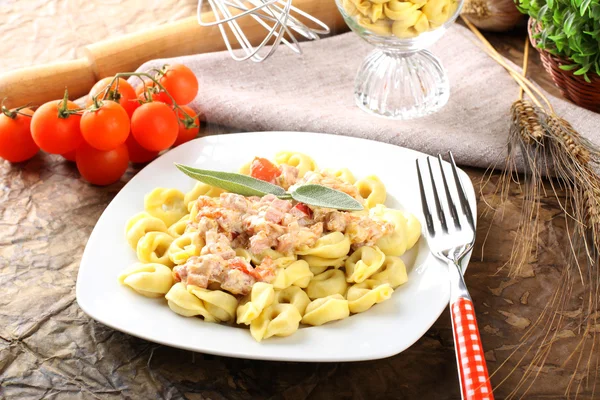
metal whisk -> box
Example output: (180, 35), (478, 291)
(197, 0), (330, 62)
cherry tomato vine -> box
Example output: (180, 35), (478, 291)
(0, 64), (202, 186)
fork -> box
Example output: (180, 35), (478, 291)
(416, 152), (494, 400)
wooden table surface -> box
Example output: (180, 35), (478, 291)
(0, 3), (594, 400)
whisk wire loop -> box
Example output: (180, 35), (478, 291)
(197, 0), (330, 62)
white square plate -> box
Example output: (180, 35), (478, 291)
(76, 132), (476, 362)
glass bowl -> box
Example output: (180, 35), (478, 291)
(336, 0), (463, 119)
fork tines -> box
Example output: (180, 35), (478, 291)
(416, 152), (474, 237)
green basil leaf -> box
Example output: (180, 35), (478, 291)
(175, 164), (287, 197)
(290, 184), (364, 211)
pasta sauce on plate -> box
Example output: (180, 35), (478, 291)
(174, 163), (393, 296)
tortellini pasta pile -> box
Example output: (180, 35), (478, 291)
(118, 152), (422, 342)
(340, 0), (459, 39)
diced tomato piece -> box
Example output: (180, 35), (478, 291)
(293, 203), (312, 217)
(250, 157), (281, 182)
(229, 258), (254, 276)
(197, 209), (223, 220)
(253, 256), (276, 282)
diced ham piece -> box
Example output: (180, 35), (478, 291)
(325, 211), (348, 232)
(277, 164), (299, 190)
(202, 231), (236, 260)
(221, 268), (256, 295)
(264, 199), (292, 223)
(220, 193), (251, 212)
(293, 170), (361, 200)
(249, 230), (273, 255)
(198, 217), (218, 236)
(175, 255), (258, 295)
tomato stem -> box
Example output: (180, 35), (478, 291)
(150, 67), (165, 77)
(58, 89), (71, 119)
(108, 72), (195, 122)
(0, 98), (34, 119)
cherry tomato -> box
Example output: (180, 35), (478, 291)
(250, 157), (281, 182)
(76, 142), (129, 186)
(31, 99), (82, 154)
(125, 135), (158, 164)
(158, 64), (198, 104)
(62, 149), (76, 162)
(86, 77), (139, 117)
(0, 108), (38, 162)
(139, 90), (171, 104)
(131, 102), (178, 151)
(135, 81), (156, 97)
(80, 100), (130, 151)
(173, 105), (200, 147)
(136, 81), (172, 104)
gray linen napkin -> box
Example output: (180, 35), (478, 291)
(137, 24), (599, 170)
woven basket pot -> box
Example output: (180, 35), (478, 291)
(528, 18), (600, 113)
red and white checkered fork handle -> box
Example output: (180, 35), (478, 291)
(451, 297), (494, 400)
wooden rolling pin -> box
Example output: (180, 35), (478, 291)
(0, 1), (347, 109)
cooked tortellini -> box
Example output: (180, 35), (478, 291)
(355, 175), (386, 209)
(125, 212), (168, 250)
(250, 249), (290, 266)
(188, 285), (238, 323)
(274, 286), (311, 315)
(301, 254), (347, 271)
(165, 282), (217, 321)
(306, 269), (348, 299)
(371, 256), (408, 288)
(273, 260), (314, 289)
(167, 214), (191, 238)
(184, 182), (225, 208)
(302, 294), (350, 326)
(120, 154), (424, 342)
(168, 232), (205, 265)
(323, 167), (356, 184)
(404, 211), (422, 250)
(296, 232), (351, 258)
(238, 161), (251, 175)
(301, 254), (347, 275)
(347, 280), (393, 313)
(344, 0), (458, 39)
(137, 232), (175, 267)
(237, 282), (275, 325)
(118, 263), (173, 298)
(370, 205), (408, 256)
(308, 265), (330, 275)
(345, 246), (386, 283)
(274, 151), (317, 178)
(144, 188), (187, 227)
(250, 304), (302, 342)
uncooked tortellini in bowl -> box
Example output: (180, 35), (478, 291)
(337, 0), (460, 40)
(335, 0), (463, 119)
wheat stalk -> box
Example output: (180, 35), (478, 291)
(462, 15), (600, 398)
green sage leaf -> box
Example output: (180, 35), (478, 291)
(290, 184), (364, 211)
(175, 164), (287, 197)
